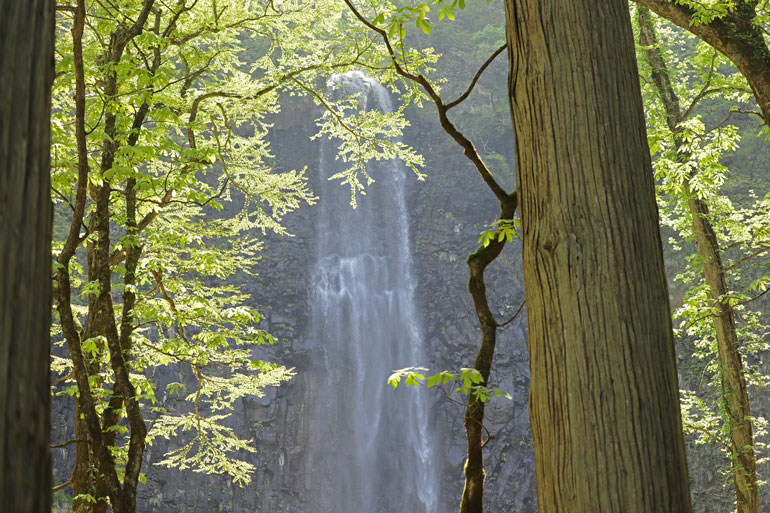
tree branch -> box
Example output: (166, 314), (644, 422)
(446, 44), (507, 111)
(497, 300), (525, 328)
(343, 0), (510, 206)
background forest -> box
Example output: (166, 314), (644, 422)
(1, 0), (769, 512)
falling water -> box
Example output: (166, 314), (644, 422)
(304, 71), (438, 513)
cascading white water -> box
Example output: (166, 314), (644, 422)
(304, 71), (438, 513)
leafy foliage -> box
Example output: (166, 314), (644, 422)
(388, 366), (512, 402)
(634, 6), (770, 500)
(477, 218), (519, 247)
(50, 0), (429, 494)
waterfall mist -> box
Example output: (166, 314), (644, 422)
(303, 71), (438, 513)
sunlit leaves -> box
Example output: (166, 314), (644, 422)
(369, 0), (496, 37)
(50, 0), (399, 488)
(477, 218), (520, 248)
(148, 414), (258, 486)
(311, 91), (425, 206)
(388, 366), (512, 402)
(634, 6), (770, 488)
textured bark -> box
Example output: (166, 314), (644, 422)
(638, 10), (758, 512)
(0, 1), (54, 512)
(89, 4), (156, 505)
(633, 0), (770, 125)
(504, 1), (693, 511)
(687, 194), (758, 513)
(71, 406), (94, 513)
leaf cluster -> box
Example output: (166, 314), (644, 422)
(387, 366), (512, 402)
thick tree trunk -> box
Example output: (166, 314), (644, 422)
(504, 1), (693, 511)
(633, 0), (770, 125)
(638, 10), (758, 512)
(0, 1), (55, 512)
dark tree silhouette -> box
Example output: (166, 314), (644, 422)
(0, 0), (55, 512)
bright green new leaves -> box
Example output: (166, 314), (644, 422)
(51, 0), (429, 488)
(477, 218), (520, 247)
(310, 90), (425, 207)
(670, 0), (770, 27)
(634, 7), (770, 486)
(148, 414), (258, 486)
(369, 0), (494, 36)
(388, 366), (512, 402)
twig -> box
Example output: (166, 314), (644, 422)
(446, 44), (507, 110)
(342, 0), (511, 206)
(52, 481), (73, 493)
(724, 246), (770, 272)
(50, 439), (87, 449)
(497, 300), (525, 328)
(683, 421), (730, 450)
(734, 287), (770, 308)
(51, 372), (75, 387)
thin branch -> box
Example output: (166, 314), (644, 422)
(681, 49), (718, 120)
(50, 439), (87, 449)
(51, 186), (77, 213)
(343, 0), (510, 205)
(290, 77), (367, 141)
(497, 300), (525, 328)
(698, 109), (764, 137)
(152, 269), (190, 345)
(51, 372), (75, 387)
(734, 287), (770, 308)
(446, 44), (507, 110)
(52, 481), (73, 493)
(138, 339), (195, 363)
(434, 385), (494, 446)
(127, 60), (340, 241)
(725, 246), (770, 272)
(683, 421), (730, 449)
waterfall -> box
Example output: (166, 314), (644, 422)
(304, 71), (438, 513)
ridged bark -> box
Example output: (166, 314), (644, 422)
(504, 1), (693, 511)
(0, 1), (55, 512)
(638, 9), (758, 512)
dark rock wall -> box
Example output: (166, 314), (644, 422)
(51, 94), (537, 512)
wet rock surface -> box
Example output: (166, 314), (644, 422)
(51, 95), (537, 513)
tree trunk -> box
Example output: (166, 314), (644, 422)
(638, 10), (758, 512)
(504, 1), (693, 511)
(633, 0), (770, 125)
(687, 193), (758, 513)
(0, 1), (55, 512)
(461, 194), (517, 513)
(71, 404), (95, 513)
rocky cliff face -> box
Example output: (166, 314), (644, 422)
(51, 93), (537, 512)
(51, 79), (760, 513)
